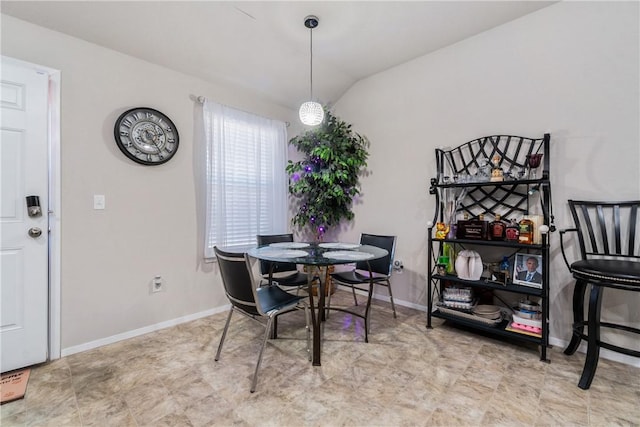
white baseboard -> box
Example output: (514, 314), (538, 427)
(548, 336), (640, 368)
(336, 284), (427, 311)
(61, 305), (230, 357)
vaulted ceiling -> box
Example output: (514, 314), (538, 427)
(2, 1), (556, 110)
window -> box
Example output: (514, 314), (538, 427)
(203, 100), (288, 257)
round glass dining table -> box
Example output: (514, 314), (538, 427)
(247, 242), (388, 366)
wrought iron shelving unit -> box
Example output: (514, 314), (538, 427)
(426, 134), (553, 361)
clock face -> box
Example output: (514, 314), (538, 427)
(114, 107), (179, 165)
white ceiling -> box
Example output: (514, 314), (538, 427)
(2, 1), (556, 110)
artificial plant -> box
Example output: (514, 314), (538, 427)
(286, 110), (369, 239)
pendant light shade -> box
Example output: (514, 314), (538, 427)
(299, 101), (324, 126)
(299, 15), (324, 126)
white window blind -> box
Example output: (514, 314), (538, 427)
(203, 100), (288, 257)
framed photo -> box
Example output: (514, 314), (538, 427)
(512, 253), (543, 288)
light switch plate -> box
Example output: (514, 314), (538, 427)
(93, 194), (105, 210)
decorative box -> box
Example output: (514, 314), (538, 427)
(456, 219), (488, 240)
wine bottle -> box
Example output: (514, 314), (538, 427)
(505, 218), (520, 242)
(518, 217), (535, 244)
(488, 214), (506, 241)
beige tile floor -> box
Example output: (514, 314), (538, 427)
(2, 290), (639, 426)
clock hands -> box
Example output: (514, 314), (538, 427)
(114, 107), (179, 165)
(141, 127), (164, 156)
(149, 139), (164, 157)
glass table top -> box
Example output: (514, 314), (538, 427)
(247, 243), (388, 265)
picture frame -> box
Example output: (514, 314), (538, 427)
(512, 253), (543, 288)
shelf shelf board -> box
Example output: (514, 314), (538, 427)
(431, 309), (542, 344)
(432, 274), (543, 296)
(431, 178), (548, 189)
(431, 238), (545, 249)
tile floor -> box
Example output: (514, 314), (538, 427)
(1, 290), (639, 426)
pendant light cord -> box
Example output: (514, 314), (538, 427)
(309, 27), (314, 100)
(299, 15), (323, 126)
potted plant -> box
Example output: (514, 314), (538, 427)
(286, 110), (369, 241)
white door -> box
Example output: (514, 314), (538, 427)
(0, 58), (49, 372)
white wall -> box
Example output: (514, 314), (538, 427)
(333, 1), (639, 363)
(1, 15), (298, 351)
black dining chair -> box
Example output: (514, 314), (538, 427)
(328, 234), (397, 341)
(257, 234), (309, 294)
(560, 200), (640, 389)
(213, 246), (311, 393)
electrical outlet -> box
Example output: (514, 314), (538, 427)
(393, 259), (404, 274)
(151, 276), (164, 293)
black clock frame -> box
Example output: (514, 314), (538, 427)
(113, 107), (179, 166)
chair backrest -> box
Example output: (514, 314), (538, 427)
(256, 234), (298, 275)
(214, 247), (261, 316)
(355, 233), (397, 276)
(568, 200), (640, 260)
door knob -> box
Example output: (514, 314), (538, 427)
(28, 227), (42, 238)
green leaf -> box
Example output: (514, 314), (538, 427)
(287, 109), (369, 237)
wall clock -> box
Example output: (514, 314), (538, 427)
(114, 107), (179, 165)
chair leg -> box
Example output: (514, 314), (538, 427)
(326, 279), (332, 319)
(272, 316), (278, 339)
(304, 303), (311, 361)
(352, 285), (359, 306)
(251, 316), (274, 393)
(319, 269), (331, 319)
(215, 308), (233, 361)
(578, 284), (604, 390)
(564, 279), (588, 356)
(386, 279), (397, 318)
(363, 284), (375, 343)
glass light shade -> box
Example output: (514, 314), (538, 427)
(299, 101), (324, 126)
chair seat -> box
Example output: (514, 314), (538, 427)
(257, 285), (306, 313)
(571, 259), (640, 289)
(265, 271), (308, 287)
(332, 270), (389, 285)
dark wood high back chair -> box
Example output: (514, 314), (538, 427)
(560, 200), (640, 389)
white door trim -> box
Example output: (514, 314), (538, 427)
(2, 56), (61, 361)
(48, 65), (61, 361)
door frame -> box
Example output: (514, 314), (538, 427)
(3, 56), (61, 361)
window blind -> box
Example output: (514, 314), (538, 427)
(203, 101), (287, 257)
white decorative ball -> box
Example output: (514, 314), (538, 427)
(299, 102), (324, 126)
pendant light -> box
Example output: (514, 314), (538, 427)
(299, 15), (324, 126)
